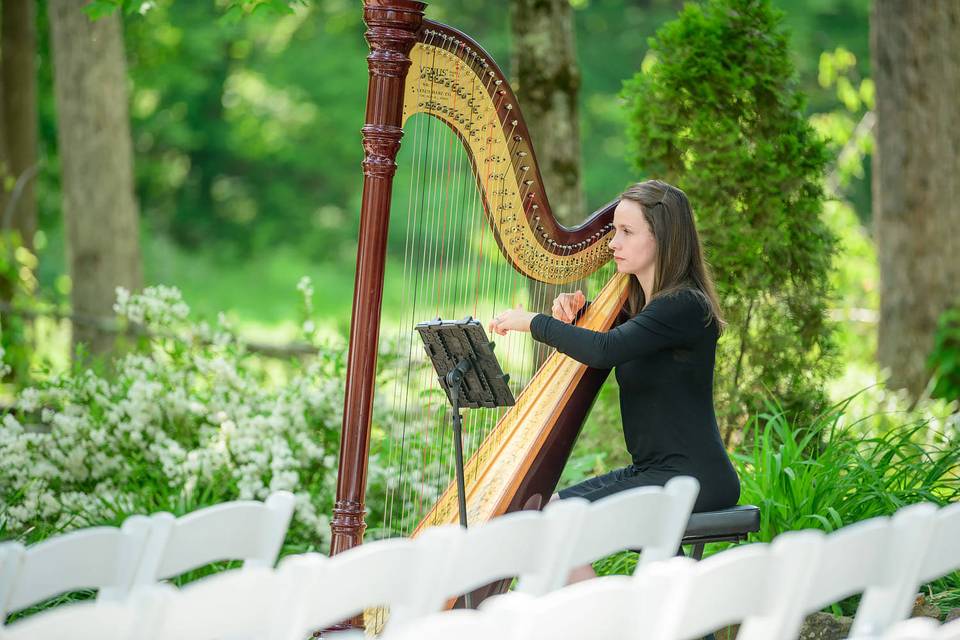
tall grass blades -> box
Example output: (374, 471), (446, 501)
(733, 394), (959, 541)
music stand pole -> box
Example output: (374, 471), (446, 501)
(445, 358), (472, 532)
(415, 317), (516, 610)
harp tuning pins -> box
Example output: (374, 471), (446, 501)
(521, 166), (529, 172)
(532, 204), (539, 210)
(517, 151), (528, 158)
(534, 215), (540, 221)
(495, 79), (503, 86)
(512, 120), (518, 126)
(505, 104), (513, 110)
(524, 179), (534, 185)
(513, 135), (522, 142)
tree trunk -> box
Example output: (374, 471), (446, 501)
(1, 0), (39, 250)
(872, 1), (960, 398)
(48, 0), (143, 360)
(511, 0), (585, 365)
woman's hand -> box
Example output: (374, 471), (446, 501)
(488, 305), (537, 336)
(551, 290), (586, 324)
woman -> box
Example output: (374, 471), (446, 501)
(489, 180), (740, 575)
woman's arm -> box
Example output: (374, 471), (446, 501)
(530, 291), (707, 369)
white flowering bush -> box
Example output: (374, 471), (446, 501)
(0, 285), (346, 552)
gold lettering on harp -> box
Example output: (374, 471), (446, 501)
(402, 43), (614, 284)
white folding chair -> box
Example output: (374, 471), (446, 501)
(484, 556), (691, 640)
(554, 475), (698, 592)
(782, 505), (938, 639)
(0, 542), (25, 619)
(442, 498), (588, 598)
(848, 503), (940, 637)
(147, 566), (282, 640)
(661, 530), (824, 640)
(0, 515), (151, 621)
(278, 524), (463, 638)
(379, 609), (518, 640)
(919, 502), (960, 583)
(133, 490), (295, 585)
(795, 516), (893, 618)
(0, 584), (165, 640)
(883, 617), (960, 640)
(0, 600), (133, 640)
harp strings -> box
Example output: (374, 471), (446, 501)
(375, 33), (542, 540)
(374, 32), (617, 544)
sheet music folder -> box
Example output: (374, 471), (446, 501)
(415, 317), (515, 409)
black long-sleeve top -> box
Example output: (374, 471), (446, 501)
(530, 288), (739, 504)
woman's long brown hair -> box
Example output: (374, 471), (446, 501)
(620, 180), (725, 331)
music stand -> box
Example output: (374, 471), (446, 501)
(415, 316), (515, 530)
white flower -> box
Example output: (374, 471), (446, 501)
(17, 387), (41, 412)
(0, 347), (11, 378)
(296, 276), (314, 299)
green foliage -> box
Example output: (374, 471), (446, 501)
(734, 394), (960, 615)
(736, 397), (960, 541)
(929, 305), (960, 403)
(0, 233), (39, 385)
(84, 0), (306, 21)
(621, 0), (839, 437)
(0, 285), (344, 549)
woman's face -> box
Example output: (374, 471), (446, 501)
(609, 199), (657, 277)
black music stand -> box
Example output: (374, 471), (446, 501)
(415, 317), (515, 531)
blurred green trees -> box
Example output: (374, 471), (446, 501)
(25, 0), (870, 281)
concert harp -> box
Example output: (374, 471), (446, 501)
(330, 0), (628, 617)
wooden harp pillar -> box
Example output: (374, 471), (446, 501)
(330, 0), (427, 557)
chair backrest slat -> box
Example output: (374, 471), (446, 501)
(134, 490), (295, 585)
(1, 516), (151, 618)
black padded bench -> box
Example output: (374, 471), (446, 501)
(680, 504), (761, 560)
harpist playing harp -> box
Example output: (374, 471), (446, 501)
(330, 0), (738, 599)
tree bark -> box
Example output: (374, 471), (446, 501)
(1, 0), (39, 250)
(511, 0), (586, 365)
(511, 0), (584, 226)
(872, 0), (960, 398)
(48, 0), (143, 359)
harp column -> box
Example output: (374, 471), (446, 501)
(330, 0), (427, 557)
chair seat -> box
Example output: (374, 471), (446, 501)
(682, 505), (761, 542)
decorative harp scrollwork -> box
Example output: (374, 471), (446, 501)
(331, 0), (629, 616)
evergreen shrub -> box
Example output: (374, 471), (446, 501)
(621, 0), (839, 440)
(929, 304), (960, 404)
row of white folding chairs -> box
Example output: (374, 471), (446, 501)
(0, 491), (295, 622)
(0, 478), (700, 638)
(380, 501), (960, 640)
(5, 497), (958, 640)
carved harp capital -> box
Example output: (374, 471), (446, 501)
(361, 124), (404, 179)
(364, 1), (426, 78)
